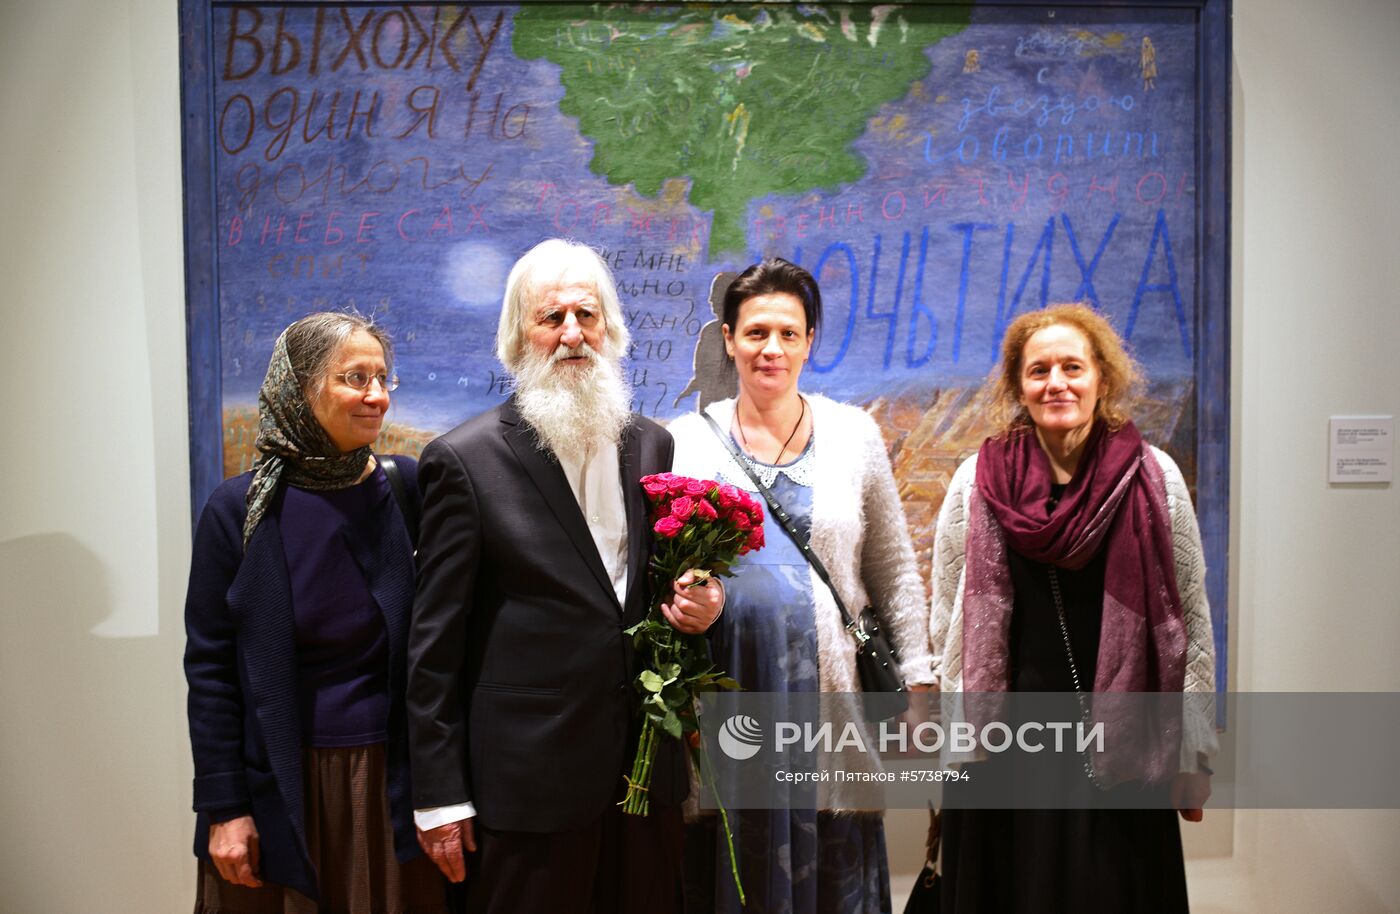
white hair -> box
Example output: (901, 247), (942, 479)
(513, 342), (632, 463)
(496, 238), (630, 374)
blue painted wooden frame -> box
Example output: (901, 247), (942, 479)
(179, 0), (1232, 694)
(180, 0), (222, 524)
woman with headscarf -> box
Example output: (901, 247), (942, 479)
(184, 312), (447, 913)
(929, 303), (1218, 913)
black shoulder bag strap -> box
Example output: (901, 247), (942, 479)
(700, 411), (861, 636)
(377, 455), (419, 551)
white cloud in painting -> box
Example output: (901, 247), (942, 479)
(443, 241), (513, 307)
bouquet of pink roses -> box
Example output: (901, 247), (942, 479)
(621, 472), (765, 901)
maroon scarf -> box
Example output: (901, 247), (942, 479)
(964, 421), (1186, 783)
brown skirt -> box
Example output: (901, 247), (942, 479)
(195, 744), (449, 914)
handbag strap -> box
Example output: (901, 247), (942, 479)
(377, 454), (419, 550)
(1047, 565), (1108, 790)
(701, 410), (868, 644)
(924, 805), (943, 876)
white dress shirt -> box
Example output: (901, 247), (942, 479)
(558, 439), (629, 605)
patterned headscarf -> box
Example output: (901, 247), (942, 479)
(242, 328), (373, 547)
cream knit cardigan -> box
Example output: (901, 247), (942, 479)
(930, 447), (1220, 770)
(669, 395), (936, 691)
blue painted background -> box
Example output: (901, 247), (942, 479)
(209, 5), (1197, 426)
(183, 2), (1229, 694)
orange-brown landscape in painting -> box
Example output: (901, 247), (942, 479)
(221, 408), (436, 478)
(221, 381), (1194, 591)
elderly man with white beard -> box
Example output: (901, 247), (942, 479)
(406, 238), (724, 914)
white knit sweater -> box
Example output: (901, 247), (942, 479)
(929, 447), (1220, 771)
(669, 395), (936, 691)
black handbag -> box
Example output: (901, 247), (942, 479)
(902, 806), (942, 914)
(702, 412), (908, 720)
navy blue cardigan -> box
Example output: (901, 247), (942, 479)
(183, 460), (421, 901)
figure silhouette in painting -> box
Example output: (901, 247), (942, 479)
(674, 271), (740, 411)
(1141, 36), (1158, 91)
(963, 49), (981, 74)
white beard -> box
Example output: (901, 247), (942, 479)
(513, 342), (632, 464)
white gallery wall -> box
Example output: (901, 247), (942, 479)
(1212, 0), (1400, 910)
(1, 1), (193, 913)
(0, 1), (1395, 912)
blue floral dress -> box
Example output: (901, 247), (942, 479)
(684, 436), (892, 914)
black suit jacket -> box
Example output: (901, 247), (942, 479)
(406, 399), (685, 832)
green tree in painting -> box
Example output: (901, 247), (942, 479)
(514, 4), (969, 255)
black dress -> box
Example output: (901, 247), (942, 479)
(939, 488), (1189, 914)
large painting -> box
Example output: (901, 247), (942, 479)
(181, 1), (1230, 689)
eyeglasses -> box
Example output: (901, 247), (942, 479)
(335, 370), (400, 392)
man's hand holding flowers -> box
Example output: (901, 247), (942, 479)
(659, 569), (724, 634)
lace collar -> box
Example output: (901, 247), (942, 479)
(716, 431), (817, 491)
